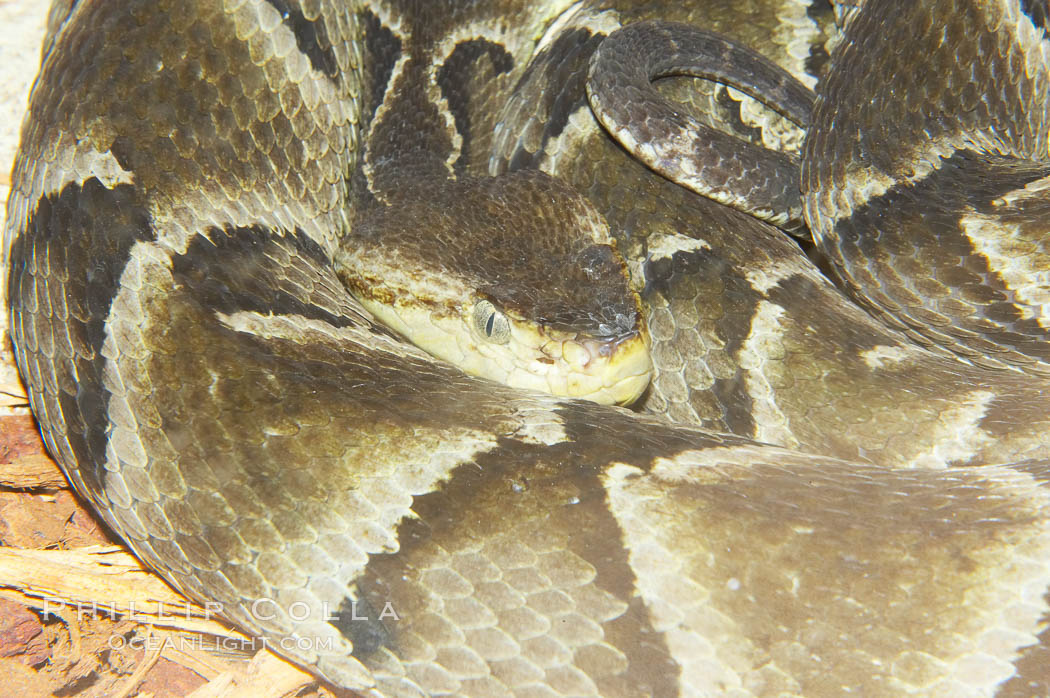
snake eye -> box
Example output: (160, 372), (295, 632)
(472, 300), (511, 344)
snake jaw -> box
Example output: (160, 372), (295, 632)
(585, 330), (654, 405)
(471, 304), (653, 406)
(350, 291), (652, 405)
(550, 330), (654, 406)
(503, 328), (653, 405)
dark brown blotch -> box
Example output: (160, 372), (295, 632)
(7, 179), (155, 495)
(263, 0), (340, 80)
(348, 170), (641, 339)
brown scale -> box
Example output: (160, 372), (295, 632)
(6, 1), (1050, 696)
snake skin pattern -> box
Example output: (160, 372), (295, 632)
(587, 19), (815, 229)
(6, 0), (1050, 695)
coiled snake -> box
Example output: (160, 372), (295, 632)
(6, 0), (1050, 695)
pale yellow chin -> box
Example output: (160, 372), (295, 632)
(520, 331), (652, 406)
(357, 298), (653, 406)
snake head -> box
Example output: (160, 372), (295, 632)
(336, 170), (652, 406)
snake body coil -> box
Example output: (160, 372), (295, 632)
(6, 0), (1050, 695)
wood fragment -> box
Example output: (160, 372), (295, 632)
(160, 643), (230, 682)
(0, 455), (68, 489)
(112, 628), (164, 698)
(186, 650), (318, 698)
(0, 381), (28, 406)
(0, 546), (344, 695)
(0, 415), (67, 489)
(0, 546), (237, 638)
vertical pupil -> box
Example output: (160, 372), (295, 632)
(485, 312), (496, 336)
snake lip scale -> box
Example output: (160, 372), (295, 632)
(6, 0), (1050, 696)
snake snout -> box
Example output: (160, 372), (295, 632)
(564, 329), (652, 406)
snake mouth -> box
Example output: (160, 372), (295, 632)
(538, 329), (653, 406)
(554, 331), (651, 405)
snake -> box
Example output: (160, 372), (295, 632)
(6, 0), (1050, 695)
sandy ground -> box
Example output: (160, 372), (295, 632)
(0, 0), (48, 176)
